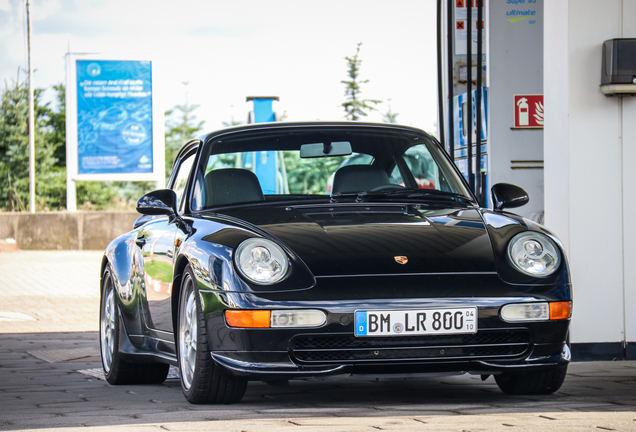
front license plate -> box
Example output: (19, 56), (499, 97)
(354, 307), (477, 337)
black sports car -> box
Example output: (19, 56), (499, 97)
(100, 122), (572, 404)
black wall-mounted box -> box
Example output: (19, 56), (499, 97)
(601, 38), (636, 95)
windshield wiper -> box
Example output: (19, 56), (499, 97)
(332, 189), (473, 204)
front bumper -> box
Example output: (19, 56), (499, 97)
(207, 325), (570, 380)
(202, 294), (571, 380)
(211, 349), (570, 380)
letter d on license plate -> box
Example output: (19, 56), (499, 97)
(355, 307), (477, 337)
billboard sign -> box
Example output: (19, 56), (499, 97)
(65, 54), (165, 211)
(76, 60), (154, 174)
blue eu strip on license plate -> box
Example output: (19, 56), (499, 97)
(354, 307), (477, 337)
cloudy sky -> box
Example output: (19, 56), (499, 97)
(0, 0), (438, 133)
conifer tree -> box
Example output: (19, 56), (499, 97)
(341, 43), (381, 120)
(164, 83), (205, 176)
(0, 71), (61, 210)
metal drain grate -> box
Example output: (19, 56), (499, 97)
(28, 348), (180, 380)
(28, 348), (101, 363)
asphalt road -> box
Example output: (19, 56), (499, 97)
(1, 251), (635, 431)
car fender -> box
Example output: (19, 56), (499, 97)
(103, 231), (146, 337)
(480, 210), (572, 297)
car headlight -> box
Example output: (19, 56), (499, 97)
(507, 231), (561, 277)
(235, 238), (289, 285)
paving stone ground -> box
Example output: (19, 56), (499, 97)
(1, 251), (635, 431)
(0, 251), (101, 334)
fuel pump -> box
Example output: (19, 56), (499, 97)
(437, 0), (547, 220)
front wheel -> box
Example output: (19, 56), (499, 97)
(100, 265), (169, 384)
(177, 265), (247, 404)
(495, 365), (568, 395)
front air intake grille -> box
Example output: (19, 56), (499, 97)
(290, 329), (530, 364)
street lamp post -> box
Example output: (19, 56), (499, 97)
(26, 0), (36, 213)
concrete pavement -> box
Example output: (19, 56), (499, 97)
(0, 251), (101, 334)
(1, 251), (636, 431)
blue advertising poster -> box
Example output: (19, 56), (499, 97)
(76, 60), (153, 174)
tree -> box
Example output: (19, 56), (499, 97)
(164, 83), (205, 176)
(222, 105), (244, 128)
(47, 83), (66, 167)
(283, 152), (344, 195)
(0, 71), (62, 210)
(341, 43), (381, 121)
(222, 118), (242, 127)
(382, 99), (400, 124)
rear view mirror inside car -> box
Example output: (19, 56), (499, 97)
(300, 141), (352, 158)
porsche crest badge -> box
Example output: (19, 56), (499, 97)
(394, 256), (408, 265)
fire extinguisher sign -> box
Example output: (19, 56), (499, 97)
(513, 94), (544, 129)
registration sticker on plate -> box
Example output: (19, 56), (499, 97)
(354, 307), (477, 337)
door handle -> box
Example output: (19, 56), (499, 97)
(135, 236), (146, 248)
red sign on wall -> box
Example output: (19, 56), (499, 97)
(514, 95), (544, 128)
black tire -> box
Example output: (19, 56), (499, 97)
(100, 266), (169, 385)
(177, 265), (247, 404)
(495, 365), (568, 395)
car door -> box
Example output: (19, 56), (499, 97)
(140, 150), (196, 334)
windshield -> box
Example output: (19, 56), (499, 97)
(191, 126), (472, 210)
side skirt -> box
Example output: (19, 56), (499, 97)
(118, 315), (178, 366)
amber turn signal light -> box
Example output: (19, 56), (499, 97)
(549, 301), (572, 320)
(225, 310), (271, 328)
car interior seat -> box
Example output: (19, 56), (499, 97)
(204, 168), (265, 207)
(332, 165), (393, 194)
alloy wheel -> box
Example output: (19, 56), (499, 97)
(100, 281), (115, 373)
(179, 282), (198, 390)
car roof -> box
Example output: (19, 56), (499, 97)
(196, 122), (440, 160)
(200, 121), (433, 143)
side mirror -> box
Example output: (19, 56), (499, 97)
(136, 189), (178, 216)
(491, 183), (529, 211)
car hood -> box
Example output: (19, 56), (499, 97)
(218, 204), (496, 277)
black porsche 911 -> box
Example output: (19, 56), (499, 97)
(100, 122), (572, 404)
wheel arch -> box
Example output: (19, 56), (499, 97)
(100, 255), (110, 298)
(171, 254), (191, 334)
(102, 233), (145, 336)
